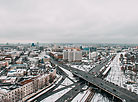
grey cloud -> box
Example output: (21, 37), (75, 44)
(0, 0), (138, 44)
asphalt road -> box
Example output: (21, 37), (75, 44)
(32, 56), (137, 102)
(52, 60), (138, 102)
(71, 67), (138, 102)
(55, 82), (85, 102)
(29, 64), (78, 102)
(89, 55), (115, 74)
(26, 66), (67, 102)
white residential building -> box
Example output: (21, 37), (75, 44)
(63, 51), (68, 60)
(89, 52), (98, 59)
(63, 49), (82, 62)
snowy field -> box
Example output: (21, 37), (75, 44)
(71, 90), (90, 102)
(41, 87), (73, 102)
(54, 78), (74, 91)
(59, 66), (78, 82)
(71, 64), (95, 72)
(91, 93), (112, 102)
(105, 53), (126, 87)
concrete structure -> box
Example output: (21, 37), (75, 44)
(89, 52), (98, 60)
(5, 58), (12, 63)
(0, 69), (56, 102)
(63, 49), (82, 62)
(7, 69), (26, 77)
(0, 61), (9, 69)
(50, 52), (63, 61)
(135, 63), (138, 70)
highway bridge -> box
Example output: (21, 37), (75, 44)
(74, 69), (138, 102)
(53, 60), (138, 102)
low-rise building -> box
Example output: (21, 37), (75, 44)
(0, 69), (56, 102)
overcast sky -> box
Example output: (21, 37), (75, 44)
(0, 0), (138, 44)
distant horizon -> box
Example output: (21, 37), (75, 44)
(0, 42), (138, 45)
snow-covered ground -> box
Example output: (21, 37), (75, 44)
(71, 64), (95, 72)
(40, 74), (74, 102)
(61, 78), (74, 86)
(43, 52), (137, 102)
(27, 75), (62, 102)
(91, 53), (136, 102)
(40, 69), (76, 102)
(71, 85), (88, 102)
(105, 53), (126, 87)
(105, 53), (138, 94)
(91, 93), (112, 102)
(54, 78), (74, 91)
(41, 87), (73, 102)
(59, 66), (78, 82)
(71, 65), (85, 71)
(72, 90), (90, 102)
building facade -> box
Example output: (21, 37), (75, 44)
(63, 49), (82, 62)
(0, 69), (56, 102)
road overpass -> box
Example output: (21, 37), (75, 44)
(52, 60), (138, 102)
(74, 69), (138, 102)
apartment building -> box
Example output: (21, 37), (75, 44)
(0, 69), (56, 102)
(63, 49), (82, 62)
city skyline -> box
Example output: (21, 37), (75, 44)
(0, 0), (138, 44)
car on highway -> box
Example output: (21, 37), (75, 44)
(74, 71), (77, 74)
(122, 99), (126, 102)
(113, 89), (116, 92)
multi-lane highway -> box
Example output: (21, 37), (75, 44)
(28, 64), (81, 102)
(52, 59), (138, 102)
(30, 54), (138, 102)
(55, 82), (85, 102)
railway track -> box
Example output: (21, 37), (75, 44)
(85, 89), (95, 102)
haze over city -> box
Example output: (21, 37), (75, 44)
(0, 0), (138, 44)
